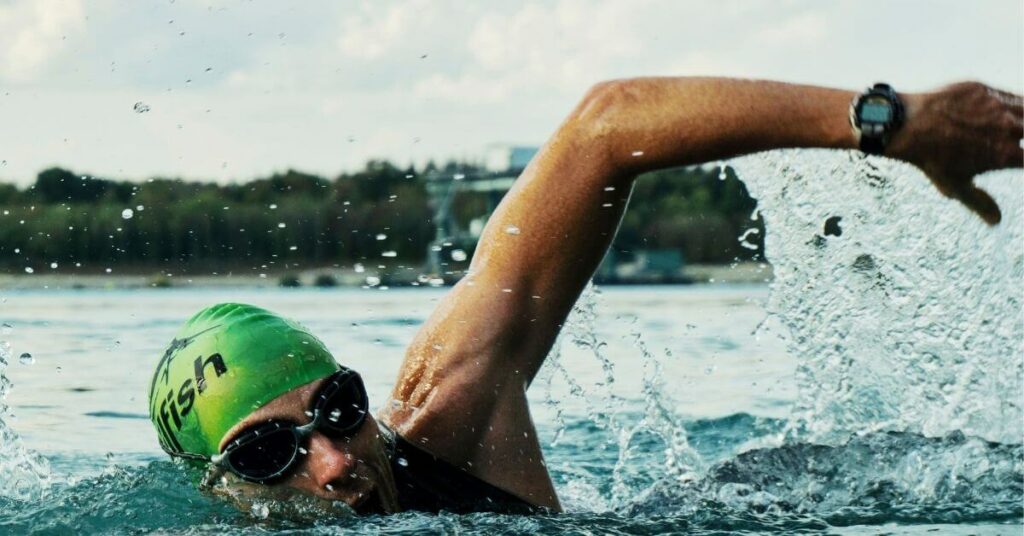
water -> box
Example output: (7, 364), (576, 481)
(0, 153), (1021, 534)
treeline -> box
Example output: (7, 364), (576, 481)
(0, 161), (763, 273)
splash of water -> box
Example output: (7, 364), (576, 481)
(537, 284), (702, 511)
(538, 149), (1022, 524)
(625, 429), (1023, 525)
(732, 150), (1023, 444)
(0, 335), (51, 500)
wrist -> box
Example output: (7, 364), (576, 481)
(885, 92), (925, 162)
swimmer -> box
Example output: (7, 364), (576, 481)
(148, 78), (1023, 515)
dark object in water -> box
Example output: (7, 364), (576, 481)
(823, 216), (843, 237)
(278, 274), (301, 288)
(313, 274), (338, 288)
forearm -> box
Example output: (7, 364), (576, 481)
(573, 77), (862, 174)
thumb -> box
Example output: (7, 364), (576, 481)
(955, 184), (1002, 225)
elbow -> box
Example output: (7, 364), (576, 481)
(564, 78), (644, 172)
(575, 79), (634, 137)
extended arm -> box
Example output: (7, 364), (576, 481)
(385, 77), (1022, 507)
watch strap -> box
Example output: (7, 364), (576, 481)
(859, 132), (887, 155)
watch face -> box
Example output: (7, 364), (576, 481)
(861, 100), (892, 123)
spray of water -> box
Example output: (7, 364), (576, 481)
(538, 284), (702, 511)
(539, 149), (1022, 522)
(0, 335), (52, 500)
(732, 150), (1022, 444)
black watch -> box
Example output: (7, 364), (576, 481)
(849, 83), (905, 155)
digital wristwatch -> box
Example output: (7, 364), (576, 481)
(849, 83), (905, 155)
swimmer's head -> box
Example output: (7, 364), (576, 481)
(147, 303), (340, 458)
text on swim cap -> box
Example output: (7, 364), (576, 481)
(153, 353), (228, 454)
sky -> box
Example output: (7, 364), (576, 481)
(0, 0), (1021, 186)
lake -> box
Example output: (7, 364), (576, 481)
(0, 285), (1019, 534)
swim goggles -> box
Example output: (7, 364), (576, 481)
(208, 368), (369, 484)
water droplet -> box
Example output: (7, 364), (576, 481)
(631, 150), (644, 156)
(397, 457), (409, 467)
(277, 222), (286, 228)
(19, 353), (34, 365)
(365, 276), (381, 286)
(381, 251), (397, 258)
(251, 502), (269, 519)
(1, 323), (12, 336)
(450, 249), (467, 262)
(504, 225), (520, 235)
(105, 268), (112, 273)
(738, 228), (760, 250)
(718, 162), (728, 180)
(50, 262), (58, 269)
(328, 408), (342, 422)
(298, 447), (308, 455)
(354, 263), (365, 273)
(453, 173), (465, 180)
(269, 204), (278, 210)
(121, 208), (134, 219)
(375, 233), (387, 240)
(288, 245), (297, 251)
(24, 267), (33, 274)
(133, 102), (150, 113)
(136, 205), (145, 211)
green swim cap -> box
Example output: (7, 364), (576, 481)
(148, 303), (340, 458)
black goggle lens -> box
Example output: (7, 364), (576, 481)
(317, 372), (368, 436)
(225, 424), (299, 482)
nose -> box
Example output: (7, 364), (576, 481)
(304, 432), (358, 488)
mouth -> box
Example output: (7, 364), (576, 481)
(351, 488), (384, 515)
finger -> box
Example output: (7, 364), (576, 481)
(989, 88), (1024, 118)
(956, 184), (1002, 225)
(989, 87), (1024, 107)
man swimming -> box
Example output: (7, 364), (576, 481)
(148, 77), (1023, 515)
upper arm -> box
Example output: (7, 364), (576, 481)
(400, 82), (636, 394)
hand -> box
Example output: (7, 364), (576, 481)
(890, 82), (1023, 225)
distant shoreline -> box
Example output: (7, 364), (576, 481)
(0, 262), (772, 290)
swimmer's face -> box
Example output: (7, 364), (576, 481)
(218, 376), (401, 514)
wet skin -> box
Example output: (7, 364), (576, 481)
(216, 77), (1021, 513)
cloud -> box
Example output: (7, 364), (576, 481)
(750, 11), (829, 47)
(0, 0), (85, 82)
(467, 0), (644, 90)
(338, 0), (420, 60)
